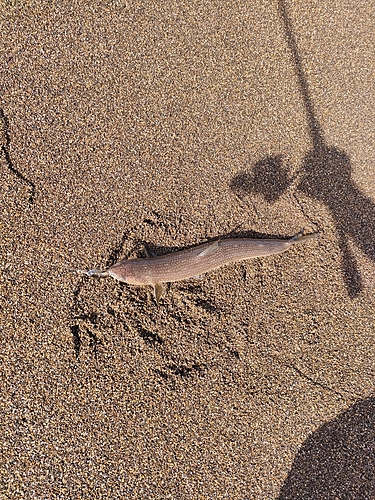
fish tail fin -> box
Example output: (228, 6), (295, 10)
(290, 229), (319, 243)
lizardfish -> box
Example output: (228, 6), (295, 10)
(80, 229), (317, 304)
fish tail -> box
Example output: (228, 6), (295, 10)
(290, 229), (319, 243)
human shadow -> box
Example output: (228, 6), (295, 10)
(231, 1), (375, 297)
(278, 396), (375, 499)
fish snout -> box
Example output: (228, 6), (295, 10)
(107, 262), (138, 284)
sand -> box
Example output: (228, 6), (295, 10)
(1, 0), (374, 498)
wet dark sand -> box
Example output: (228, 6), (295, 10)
(1, 1), (374, 498)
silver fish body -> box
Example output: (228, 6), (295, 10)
(83, 230), (317, 304)
(107, 236), (309, 285)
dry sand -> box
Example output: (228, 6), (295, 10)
(1, 0), (374, 498)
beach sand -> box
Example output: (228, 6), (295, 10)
(1, 1), (374, 498)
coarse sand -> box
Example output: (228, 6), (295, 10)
(1, 1), (374, 498)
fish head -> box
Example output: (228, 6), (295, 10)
(107, 260), (139, 284)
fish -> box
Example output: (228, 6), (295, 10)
(80, 229), (317, 304)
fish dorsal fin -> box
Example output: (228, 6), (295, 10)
(153, 282), (165, 305)
(144, 246), (157, 258)
(198, 240), (220, 257)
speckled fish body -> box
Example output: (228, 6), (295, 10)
(83, 230), (316, 304)
(107, 231), (316, 286)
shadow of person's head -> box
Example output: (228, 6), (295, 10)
(230, 155), (292, 203)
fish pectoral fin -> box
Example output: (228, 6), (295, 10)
(198, 240), (220, 257)
(153, 282), (165, 305)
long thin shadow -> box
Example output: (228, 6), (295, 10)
(278, 397), (375, 499)
(277, 0), (324, 150)
(0, 108), (35, 204)
(279, 0), (375, 296)
(232, 2), (375, 297)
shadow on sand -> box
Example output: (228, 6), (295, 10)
(0, 108), (35, 204)
(278, 396), (375, 499)
(231, 0), (375, 298)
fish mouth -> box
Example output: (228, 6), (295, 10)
(76, 269), (109, 277)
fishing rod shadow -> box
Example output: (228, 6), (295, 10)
(231, 0), (375, 298)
